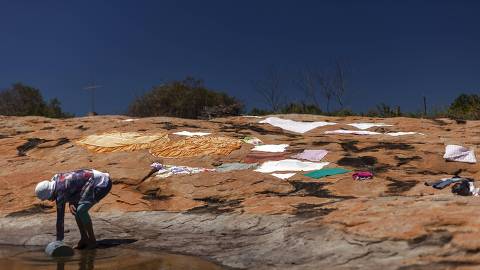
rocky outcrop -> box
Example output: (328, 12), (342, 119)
(1, 115), (480, 269)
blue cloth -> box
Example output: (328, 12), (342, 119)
(304, 168), (351, 179)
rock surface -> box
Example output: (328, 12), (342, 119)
(1, 114), (480, 269)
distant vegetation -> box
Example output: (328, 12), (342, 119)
(127, 77), (243, 119)
(1, 78), (478, 121)
(0, 83), (72, 118)
(249, 94), (480, 120)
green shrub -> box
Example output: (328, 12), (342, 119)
(127, 77), (243, 119)
(0, 83), (72, 118)
(447, 94), (480, 120)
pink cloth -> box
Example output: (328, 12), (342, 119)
(352, 171), (373, 180)
(291, 149), (328, 162)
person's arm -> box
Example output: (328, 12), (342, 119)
(56, 201), (65, 241)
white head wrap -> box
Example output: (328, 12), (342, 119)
(35, 180), (55, 201)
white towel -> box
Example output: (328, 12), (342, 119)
(255, 159), (329, 173)
(252, 144), (289, 152)
(443, 145), (477, 163)
(324, 130), (381, 135)
(260, 117), (336, 134)
(387, 132), (424, 136)
(348, 123), (393, 130)
(271, 173), (296, 179)
(173, 131), (211, 137)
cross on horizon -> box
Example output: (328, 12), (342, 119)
(83, 82), (102, 115)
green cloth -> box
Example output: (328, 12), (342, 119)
(216, 162), (258, 172)
(304, 168), (351, 179)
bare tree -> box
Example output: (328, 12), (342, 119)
(317, 71), (335, 113)
(331, 60), (348, 110)
(253, 66), (284, 112)
(302, 61), (347, 113)
(295, 68), (321, 109)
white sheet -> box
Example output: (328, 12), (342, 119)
(255, 159), (329, 173)
(387, 132), (424, 136)
(252, 144), (289, 152)
(443, 145), (477, 163)
(260, 117), (336, 134)
(271, 173), (296, 179)
(173, 131), (211, 137)
(324, 130), (382, 135)
(347, 123), (393, 130)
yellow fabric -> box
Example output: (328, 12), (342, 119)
(150, 136), (242, 158)
(77, 132), (170, 153)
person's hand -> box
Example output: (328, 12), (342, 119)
(69, 204), (77, 215)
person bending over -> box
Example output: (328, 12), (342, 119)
(35, 169), (112, 249)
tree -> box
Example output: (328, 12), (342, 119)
(448, 94), (480, 119)
(0, 83), (72, 118)
(253, 66), (284, 112)
(296, 60), (349, 114)
(127, 77), (243, 119)
(295, 68), (321, 109)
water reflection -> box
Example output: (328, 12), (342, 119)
(0, 244), (224, 270)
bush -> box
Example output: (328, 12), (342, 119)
(447, 94), (480, 120)
(127, 77), (243, 119)
(280, 102), (322, 114)
(0, 83), (72, 118)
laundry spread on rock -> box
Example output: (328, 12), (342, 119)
(352, 171), (373, 180)
(173, 131), (211, 137)
(271, 173), (296, 179)
(150, 162), (215, 178)
(324, 130), (382, 135)
(291, 149), (328, 162)
(216, 162), (259, 172)
(77, 132), (170, 153)
(242, 136), (263, 145)
(254, 159), (329, 173)
(252, 144), (289, 153)
(347, 123), (393, 130)
(304, 168), (351, 179)
(443, 145), (477, 163)
(260, 117), (336, 134)
(150, 136), (242, 158)
(386, 132), (424, 136)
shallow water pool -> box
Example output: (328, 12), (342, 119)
(0, 245), (224, 270)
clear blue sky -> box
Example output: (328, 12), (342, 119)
(1, 0), (479, 116)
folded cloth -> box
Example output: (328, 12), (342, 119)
(324, 130), (382, 135)
(254, 159), (329, 173)
(173, 131), (211, 137)
(443, 145), (477, 163)
(252, 144), (289, 152)
(271, 173), (296, 179)
(291, 149), (328, 162)
(348, 123), (393, 130)
(304, 168), (351, 179)
(352, 171), (373, 180)
(216, 162), (258, 172)
(260, 117), (336, 134)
